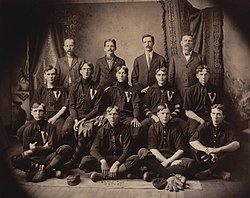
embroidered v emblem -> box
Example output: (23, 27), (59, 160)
(90, 89), (97, 100)
(208, 92), (216, 103)
(125, 91), (132, 102)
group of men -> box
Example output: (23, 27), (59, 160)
(11, 34), (240, 191)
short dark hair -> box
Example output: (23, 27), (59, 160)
(196, 65), (210, 74)
(115, 65), (128, 74)
(155, 67), (168, 74)
(31, 102), (45, 111)
(211, 104), (225, 114)
(104, 38), (117, 48)
(44, 65), (57, 74)
(142, 34), (155, 44)
(79, 62), (94, 71)
(157, 103), (170, 113)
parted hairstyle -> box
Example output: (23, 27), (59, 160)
(31, 102), (46, 111)
(104, 38), (117, 48)
(44, 65), (57, 74)
(211, 104), (225, 115)
(106, 105), (120, 114)
(157, 103), (170, 113)
(155, 67), (168, 74)
(79, 62), (94, 71)
(196, 65), (210, 74)
(142, 34), (155, 44)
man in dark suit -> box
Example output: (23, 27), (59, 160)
(55, 38), (86, 92)
(131, 34), (167, 93)
(93, 38), (126, 89)
(168, 34), (206, 98)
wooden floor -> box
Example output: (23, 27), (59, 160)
(2, 137), (250, 198)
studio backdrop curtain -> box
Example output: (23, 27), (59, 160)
(163, 0), (223, 88)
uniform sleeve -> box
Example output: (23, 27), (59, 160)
(93, 60), (101, 84)
(117, 126), (132, 164)
(183, 87), (194, 110)
(60, 88), (69, 107)
(143, 88), (154, 118)
(147, 125), (159, 149)
(90, 128), (104, 161)
(172, 87), (182, 117)
(227, 124), (239, 142)
(22, 123), (33, 151)
(69, 84), (78, 120)
(168, 57), (175, 86)
(190, 123), (205, 142)
(132, 90), (141, 118)
(55, 60), (61, 87)
(173, 128), (186, 151)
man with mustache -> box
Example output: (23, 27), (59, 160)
(93, 38), (126, 89)
(168, 34), (206, 98)
(55, 38), (86, 92)
(131, 34), (167, 94)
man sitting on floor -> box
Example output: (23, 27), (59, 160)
(11, 103), (73, 182)
(189, 104), (240, 180)
(138, 104), (194, 183)
(79, 106), (141, 182)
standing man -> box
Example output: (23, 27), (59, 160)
(131, 34), (166, 93)
(190, 104), (240, 180)
(183, 65), (222, 139)
(168, 34), (206, 98)
(55, 38), (86, 91)
(93, 38), (126, 89)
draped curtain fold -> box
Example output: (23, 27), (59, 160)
(164, 0), (223, 88)
(28, 0), (223, 93)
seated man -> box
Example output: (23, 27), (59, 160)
(189, 104), (240, 180)
(79, 106), (140, 182)
(102, 65), (142, 153)
(183, 65), (222, 139)
(32, 65), (68, 144)
(11, 103), (73, 183)
(138, 104), (194, 182)
(61, 62), (104, 168)
(142, 67), (186, 146)
(62, 62), (103, 148)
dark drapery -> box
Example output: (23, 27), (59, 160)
(163, 0), (223, 88)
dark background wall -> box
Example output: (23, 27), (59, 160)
(1, 0), (250, 126)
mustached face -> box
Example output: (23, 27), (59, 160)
(63, 39), (75, 56)
(142, 37), (154, 52)
(181, 35), (194, 51)
(104, 41), (116, 56)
